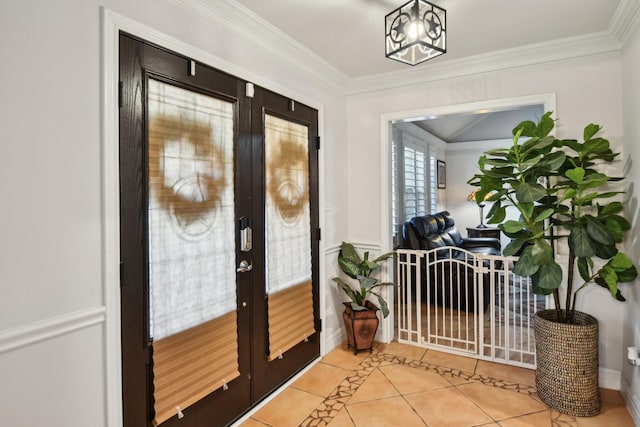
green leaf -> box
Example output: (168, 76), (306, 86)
(600, 201), (623, 216)
(579, 173), (608, 190)
(537, 151), (566, 171)
(598, 265), (619, 299)
(604, 220), (623, 242)
(350, 302), (369, 311)
(513, 246), (539, 277)
(565, 167), (585, 184)
(583, 137), (609, 157)
(487, 204), (506, 224)
(607, 215), (631, 232)
(617, 265), (638, 283)
(608, 252), (633, 271)
(531, 239), (554, 265)
(534, 208), (554, 222)
(564, 139), (582, 152)
(558, 188), (577, 203)
(484, 148), (511, 157)
(532, 262), (563, 290)
(478, 155), (486, 170)
(339, 242), (361, 264)
(569, 226), (596, 258)
(585, 215), (616, 245)
(538, 112), (555, 136)
(504, 239), (526, 256)
(520, 202), (534, 219)
(515, 182), (547, 203)
(594, 277), (626, 301)
(514, 121), (536, 137)
(577, 257), (592, 282)
(522, 135), (556, 154)
(332, 278), (359, 304)
(594, 244), (618, 260)
(503, 220), (527, 234)
(594, 277), (626, 302)
(583, 123), (602, 141)
(520, 156), (542, 170)
(369, 290), (390, 318)
(372, 251), (396, 264)
(358, 275), (377, 289)
(483, 158), (511, 166)
(338, 257), (360, 279)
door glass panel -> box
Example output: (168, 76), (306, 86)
(264, 114), (315, 360)
(147, 79), (239, 425)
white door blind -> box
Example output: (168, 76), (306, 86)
(147, 79), (237, 340)
(264, 114), (315, 359)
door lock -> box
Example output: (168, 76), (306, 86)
(237, 260), (253, 273)
(239, 217), (252, 252)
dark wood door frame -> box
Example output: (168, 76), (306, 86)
(119, 32), (320, 427)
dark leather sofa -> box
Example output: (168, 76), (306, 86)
(401, 211), (501, 256)
(399, 211), (501, 312)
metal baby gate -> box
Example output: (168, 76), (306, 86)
(396, 247), (546, 369)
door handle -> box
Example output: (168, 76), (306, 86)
(237, 259), (253, 273)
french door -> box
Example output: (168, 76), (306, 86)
(119, 34), (320, 427)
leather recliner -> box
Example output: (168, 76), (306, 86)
(399, 211), (501, 312)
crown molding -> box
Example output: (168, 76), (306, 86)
(610, 0), (640, 44)
(169, 0), (350, 93)
(171, 0), (628, 97)
(347, 31), (622, 95)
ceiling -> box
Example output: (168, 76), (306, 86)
(409, 104), (545, 143)
(230, 0), (625, 142)
(233, 0), (623, 79)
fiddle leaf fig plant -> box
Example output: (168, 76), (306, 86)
(468, 112), (637, 323)
(332, 242), (396, 318)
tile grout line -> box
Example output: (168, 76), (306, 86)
(297, 348), (560, 426)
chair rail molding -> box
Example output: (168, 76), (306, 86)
(0, 306), (106, 354)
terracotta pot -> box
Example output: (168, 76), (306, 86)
(342, 301), (379, 355)
(534, 309), (600, 417)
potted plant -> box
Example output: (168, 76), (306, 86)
(332, 242), (395, 354)
(468, 112), (637, 416)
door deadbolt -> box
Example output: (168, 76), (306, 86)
(237, 259), (253, 273)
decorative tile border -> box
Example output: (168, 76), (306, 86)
(299, 348), (575, 426)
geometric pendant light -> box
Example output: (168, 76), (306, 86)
(385, 0), (446, 66)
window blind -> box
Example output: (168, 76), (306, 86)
(264, 114), (316, 359)
(147, 79), (239, 425)
(152, 313), (240, 426)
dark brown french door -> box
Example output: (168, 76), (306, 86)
(119, 33), (319, 427)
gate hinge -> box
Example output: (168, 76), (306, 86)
(315, 318), (322, 332)
(316, 227), (321, 241)
(315, 136), (320, 150)
(118, 81), (123, 108)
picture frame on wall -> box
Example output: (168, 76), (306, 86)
(437, 160), (446, 189)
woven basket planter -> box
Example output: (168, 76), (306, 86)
(534, 309), (600, 417)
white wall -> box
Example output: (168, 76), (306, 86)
(621, 14), (640, 424)
(445, 139), (515, 248)
(0, 0), (638, 425)
(0, 1), (348, 426)
(346, 55), (627, 375)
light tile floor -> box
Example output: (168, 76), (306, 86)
(241, 341), (635, 427)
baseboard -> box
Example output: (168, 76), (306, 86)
(323, 326), (345, 355)
(599, 367), (622, 390)
(621, 375), (640, 426)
